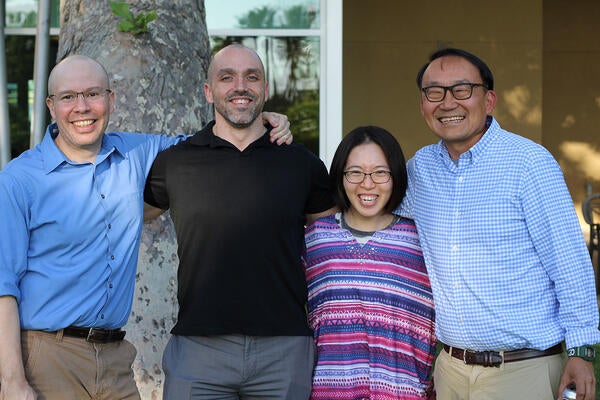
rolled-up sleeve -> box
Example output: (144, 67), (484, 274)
(0, 173), (30, 302)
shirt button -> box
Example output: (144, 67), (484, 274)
(108, 224), (112, 229)
(101, 314), (105, 319)
(109, 283), (113, 289)
(458, 177), (464, 183)
(111, 255), (115, 260)
(101, 194), (106, 199)
(451, 245), (458, 251)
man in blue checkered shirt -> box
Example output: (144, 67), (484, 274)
(397, 48), (600, 400)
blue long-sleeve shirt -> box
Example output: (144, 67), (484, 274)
(397, 116), (600, 350)
(0, 123), (183, 330)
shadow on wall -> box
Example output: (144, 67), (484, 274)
(560, 142), (600, 183)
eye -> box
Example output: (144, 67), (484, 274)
(59, 92), (76, 101)
(453, 85), (470, 95)
(85, 89), (101, 98)
(426, 87), (444, 96)
(219, 75), (233, 82)
(247, 75), (260, 82)
(373, 170), (390, 178)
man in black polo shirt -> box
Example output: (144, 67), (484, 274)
(144, 44), (336, 399)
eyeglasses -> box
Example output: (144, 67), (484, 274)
(48, 87), (112, 105)
(344, 170), (392, 184)
(421, 83), (487, 102)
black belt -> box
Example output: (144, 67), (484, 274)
(62, 326), (126, 343)
(443, 343), (563, 367)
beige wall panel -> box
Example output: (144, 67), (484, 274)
(343, 0), (543, 158)
(544, 1), (600, 207)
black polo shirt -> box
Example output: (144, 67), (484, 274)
(144, 121), (334, 336)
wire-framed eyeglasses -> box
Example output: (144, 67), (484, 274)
(48, 87), (112, 105)
(421, 82), (487, 102)
(344, 170), (392, 184)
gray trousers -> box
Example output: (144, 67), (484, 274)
(162, 334), (315, 400)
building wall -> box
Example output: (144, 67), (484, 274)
(343, 0), (543, 157)
(343, 0), (600, 228)
(543, 0), (600, 207)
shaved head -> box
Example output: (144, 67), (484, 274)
(48, 55), (110, 95)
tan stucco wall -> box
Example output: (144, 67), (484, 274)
(543, 1), (600, 208)
(343, 0), (600, 230)
(343, 0), (543, 156)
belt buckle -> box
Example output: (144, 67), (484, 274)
(86, 328), (95, 342)
(463, 349), (475, 365)
(463, 349), (503, 367)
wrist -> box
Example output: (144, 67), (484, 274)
(566, 345), (596, 362)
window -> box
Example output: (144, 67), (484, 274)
(206, 0), (322, 155)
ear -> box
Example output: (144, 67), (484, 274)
(46, 97), (57, 120)
(204, 83), (214, 104)
(419, 96), (426, 117)
(264, 82), (269, 102)
(108, 90), (115, 113)
(485, 89), (497, 114)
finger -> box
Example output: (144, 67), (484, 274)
(277, 132), (290, 145)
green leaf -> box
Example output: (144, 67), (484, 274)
(110, 1), (134, 20)
(118, 20), (135, 32)
(145, 11), (157, 23)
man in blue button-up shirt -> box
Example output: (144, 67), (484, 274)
(0, 55), (291, 400)
(397, 48), (599, 400)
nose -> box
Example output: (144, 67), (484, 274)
(233, 76), (247, 91)
(73, 93), (91, 110)
(439, 88), (459, 108)
(360, 174), (376, 188)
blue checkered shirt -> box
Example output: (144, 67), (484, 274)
(397, 116), (600, 350)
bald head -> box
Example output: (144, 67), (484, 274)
(48, 55), (110, 96)
(207, 44), (265, 84)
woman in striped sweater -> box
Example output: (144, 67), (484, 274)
(303, 126), (436, 399)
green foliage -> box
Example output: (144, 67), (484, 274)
(266, 91), (319, 155)
(109, 1), (157, 35)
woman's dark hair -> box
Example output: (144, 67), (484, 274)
(329, 125), (407, 213)
(416, 48), (494, 90)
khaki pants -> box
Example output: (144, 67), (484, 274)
(433, 347), (567, 400)
(20, 329), (140, 400)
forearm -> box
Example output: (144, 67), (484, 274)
(0, 295), (31, 394)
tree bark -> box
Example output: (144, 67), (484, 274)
(57, 1), (211, 398)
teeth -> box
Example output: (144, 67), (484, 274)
(439, 116), (464, 123)
(73, 120), (94, 127)
(359, 195), (377, 202)
(232, 99), (249, 104)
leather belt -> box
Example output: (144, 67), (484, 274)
(62, 326), (126, 343)
(443, 343), (563, 367)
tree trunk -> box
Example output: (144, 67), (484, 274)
(57, 1), (211, 398)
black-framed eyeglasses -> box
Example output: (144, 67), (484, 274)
(48, 87), (112, 105)
(344, 170), (392, 184)
(421, 83), (487, 102)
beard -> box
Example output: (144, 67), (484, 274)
(214, 91), (265, 129)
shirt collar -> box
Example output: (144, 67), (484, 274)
(40, 122), (125, 174)
(436, 115), (498, 166)
(189, 120), (273, 149)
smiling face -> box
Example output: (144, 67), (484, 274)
(204, 45), (268, 129)
(46, 55), (114, 162)
(419, 55), (497, 159)
(343, 142), (393, 231)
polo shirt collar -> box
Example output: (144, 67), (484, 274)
(190, 120), (273, 149)
(41, 122), (125, 174)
